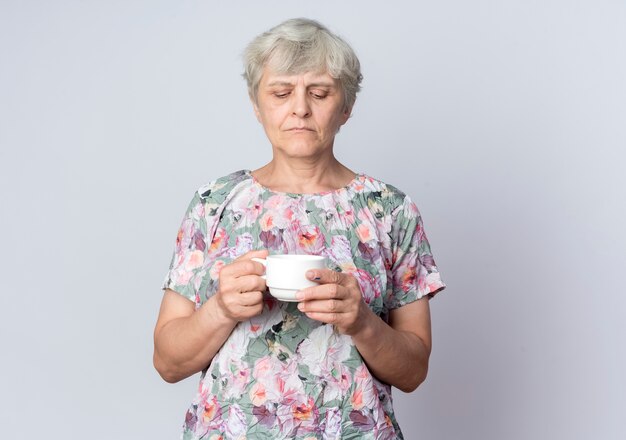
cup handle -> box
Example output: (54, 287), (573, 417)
(251, 257), (267, 279)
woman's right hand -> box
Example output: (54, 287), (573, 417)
(214, 249), (269, 323)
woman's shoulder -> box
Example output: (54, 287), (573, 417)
(180, 170), (254, 218)
(195, 170), (253, 201)
(356, 174), (414, 214)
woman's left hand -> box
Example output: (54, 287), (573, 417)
(296, 269), (372, 336)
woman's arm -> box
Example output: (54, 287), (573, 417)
(153, 250), (268, 383)
(296, 269), (432, 392)
(153, 290), (236, 383)
(351, 298), (431, 392)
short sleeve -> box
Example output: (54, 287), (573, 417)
(162, 192), (211, 304)
(386, 196), (445, 310)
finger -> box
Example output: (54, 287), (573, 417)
(305, 268), (346, 286)
(223, 258), (267, 278)
(296, 283), (345, 302)
(297, 297), (343, 314)
(238, 291), (264, 307)
(236, 274), (267, 293)
(221, 290), (263, 308)
(301, 311), (339, 326)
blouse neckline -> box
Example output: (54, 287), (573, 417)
(245, 169), (364, 197)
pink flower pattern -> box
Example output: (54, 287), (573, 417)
(164, 170), (445, 439)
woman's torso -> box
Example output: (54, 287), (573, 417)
(169, 170), (432, 439)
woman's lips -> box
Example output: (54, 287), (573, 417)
(287, 127), (314, 132)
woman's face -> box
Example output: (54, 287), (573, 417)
(252, 68), (351, 160)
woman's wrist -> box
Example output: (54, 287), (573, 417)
(200, 295), (238, 331)
(349, 304), (383, 344)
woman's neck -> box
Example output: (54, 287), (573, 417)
(251, 157), (356, 194)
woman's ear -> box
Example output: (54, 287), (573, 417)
(340, 104), (353, 125)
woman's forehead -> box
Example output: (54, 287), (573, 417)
(260, 69), (339, 87)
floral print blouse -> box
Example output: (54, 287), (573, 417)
(163, 170), (445, 439)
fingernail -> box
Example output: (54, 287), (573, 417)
(296, 291), (304, 301)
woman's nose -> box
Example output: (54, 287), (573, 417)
(291, 90), (311, 118)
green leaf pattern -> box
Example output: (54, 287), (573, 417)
(164, 170), (445, 439)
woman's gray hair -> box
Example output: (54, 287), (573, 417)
(243, 18), (363, 110)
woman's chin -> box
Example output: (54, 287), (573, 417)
(274, 142), (333, 159)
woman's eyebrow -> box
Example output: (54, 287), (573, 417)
(307, 82), (335, 88)
(266, 81), (294, 87)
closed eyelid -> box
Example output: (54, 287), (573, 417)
(269, 89), (291, 98)
(310, 85), (335, 95)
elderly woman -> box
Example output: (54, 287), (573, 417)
(154, 18), (445, 439)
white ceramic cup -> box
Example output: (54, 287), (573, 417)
(252, 254), (327, 302)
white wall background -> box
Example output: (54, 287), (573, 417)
(1, 1), (624, 439)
